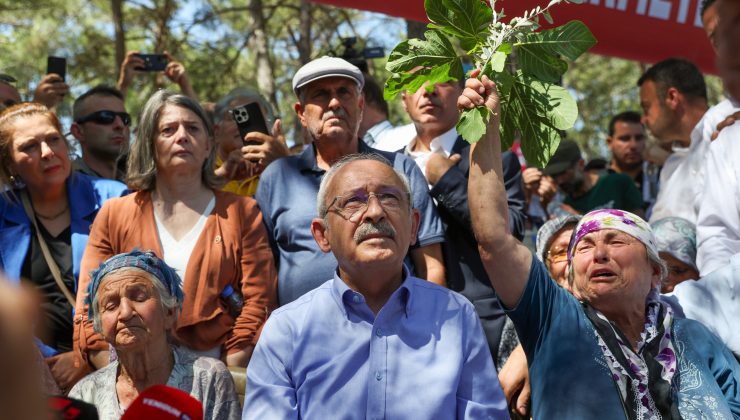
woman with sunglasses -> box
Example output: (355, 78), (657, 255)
(0, 103), (127, 392)
(74, 91), (277, 372)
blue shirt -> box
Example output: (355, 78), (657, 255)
(509, 256), (740, 419)
(244, 270), (508, 419)
(255, 141), (445, 305)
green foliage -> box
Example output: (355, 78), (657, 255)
(384, 0), (596, 167)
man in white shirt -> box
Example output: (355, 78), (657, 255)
(638, 58), (710, 223)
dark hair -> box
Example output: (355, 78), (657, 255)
(700, 0), (716, 18)
(73, 85), (125, 120)
(608, 111), (642, 136)
(362, 75), (389, 117)
(637, 58), (707, 101)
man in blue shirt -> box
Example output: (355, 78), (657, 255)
(245, 154), (508, 419)
(256, 56), (445, 305)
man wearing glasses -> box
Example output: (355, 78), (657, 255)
(245, 153), (508, 419)
(70, 85), (130, 181)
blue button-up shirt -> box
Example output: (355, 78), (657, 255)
(255, 141), (445, 305)
(244, 270), (508, 419)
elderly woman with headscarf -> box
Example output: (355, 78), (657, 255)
(74, 91), (277, 370)
(69, 250), (240, 419)
(651, 217), (699, 293)
(464, 74), (740, 419)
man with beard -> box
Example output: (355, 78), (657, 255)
(543, 139), (644, 216)
(255, 57), (445, 306)
(246, 154), (508, 419)
(70, 86), (130, 181)
(606, 111), (658, 211)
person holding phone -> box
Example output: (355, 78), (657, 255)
(212, 87), (289, 197)
(33, 58), (69, 111)
(117, 51), (197, 100)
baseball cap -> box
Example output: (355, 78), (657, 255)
(542, 140), (582, 176)
(292, 56), (364, 96)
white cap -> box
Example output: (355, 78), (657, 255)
(292, 56), (365, 96)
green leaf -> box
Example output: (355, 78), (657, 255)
(425, 0), (493, 51)
(496, 72), (576, 167)
(384, 30), (463, 99)
(456, 106), (490, 143)
(517, 49), (568, 83)
(386, 30), (459, 73)
(384, 63), (460, 100)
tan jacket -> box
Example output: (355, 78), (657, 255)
(74, 190), (277, 358)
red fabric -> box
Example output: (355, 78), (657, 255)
(121, 385), (203, 420)
(311, 0), (717, 74)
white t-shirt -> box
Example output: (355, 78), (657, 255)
(154, 196), (216, 287)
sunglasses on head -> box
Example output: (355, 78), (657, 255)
(75, 110), (132, 126)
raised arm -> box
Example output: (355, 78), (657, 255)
(465, 74), (532, 309)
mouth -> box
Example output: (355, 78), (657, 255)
(357, 233), (391, 242)
(43, 164), (62, 174)
(590, 268), (617, 281)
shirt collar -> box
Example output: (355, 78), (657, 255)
(331, 265), (413, 320)
(363, 120), (393, 146)
(406, 126), (458, 156)
(297, 143), (324, 173)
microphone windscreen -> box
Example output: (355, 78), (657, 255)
(121, 384), (202, 420)
(48, 395), (99, 420)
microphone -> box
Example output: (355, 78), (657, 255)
(121, 385), (202, 420)
(48, 395), (99, 420)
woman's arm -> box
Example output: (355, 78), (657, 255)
(465, 74), (532, 309)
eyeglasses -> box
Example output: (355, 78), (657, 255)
(546, 249), (568, 265)
(75, 110), (132, 126)
(328, 190), (409, 222)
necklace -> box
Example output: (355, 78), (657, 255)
(35, 204), (69, 220)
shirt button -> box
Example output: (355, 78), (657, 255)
(376, 329), (382, 337)
(353, 295), (361, 303)
(375, 372), (383, 381)
(215, 235), (222, 244)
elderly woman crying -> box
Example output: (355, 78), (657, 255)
(69, 250), (240, 420)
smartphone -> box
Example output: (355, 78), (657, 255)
(133, 53), (168, 72)
(231, 102), (269, 145)
(47, 56), (66, 81)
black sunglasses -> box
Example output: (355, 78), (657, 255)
(75, 110), (132, 126)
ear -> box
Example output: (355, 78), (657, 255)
(310, 217), (333, 253)
(650, 263), (662, 289)
(664, 87), (680, 110)
(358, 93), (365, 112)
(408, 208), (421, 247)
(400, 92), (410, 114)
(294, 102), (307, 128)
(577, 158), (586, 171)
(163, 305), (177, 330)
(606, 135), (614, 149)
(70, 122), (85, 142)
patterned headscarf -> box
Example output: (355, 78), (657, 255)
(86, 250), (184, 318)
(568, 209), (659, 264)
(651, 217), (698, 272)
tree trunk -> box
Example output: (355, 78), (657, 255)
(297, 0), (312, 65)
(111, 0), (125, 71)
(249, 0), (278, 112)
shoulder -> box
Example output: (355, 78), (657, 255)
(264, 280), (334, 333)
(71, 173), (128, 199)
(68, 361), (118, 400)
(407, 277), (476, 313)
(259, 155), (302, 180)
(175, 347), (231, 377)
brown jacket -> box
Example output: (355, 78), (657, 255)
(74, 190), (277, 359)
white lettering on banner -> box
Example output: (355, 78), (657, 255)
(586, 0), (704, 27)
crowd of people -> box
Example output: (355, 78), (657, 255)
(0, 0), (739, 418)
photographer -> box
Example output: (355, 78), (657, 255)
(117, 50), (197, 100)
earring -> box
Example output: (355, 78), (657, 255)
(8, 174), (24, 189)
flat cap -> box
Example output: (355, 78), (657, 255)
(292, 56), (364, 96)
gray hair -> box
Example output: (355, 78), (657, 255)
(126, 90), (222, 191)
(316, 153), (411, 219)
(90, 267), (183, 334)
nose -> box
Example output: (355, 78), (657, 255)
(328, 95), (341, 110)
(173, 124), (189, 143)
(118, 298), (134, 321)
(40, 140), (55, 160)
(592, 241), (609, 263)
(112, 115), (125, 130)
(352, 194), (386, 224)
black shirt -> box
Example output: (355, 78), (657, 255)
(21, 221), (74, 353)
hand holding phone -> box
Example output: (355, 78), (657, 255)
(231, 102), (270, 145)
(46, 56), (66, 81)
(133, 53), (169, 72)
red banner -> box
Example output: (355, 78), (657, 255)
(312, 0), (717, 74)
